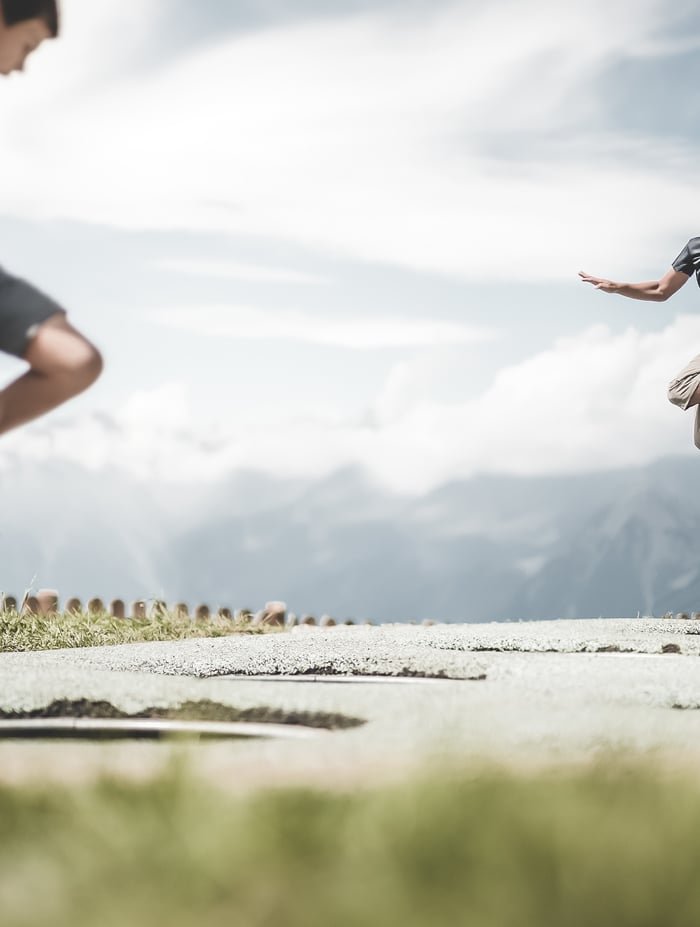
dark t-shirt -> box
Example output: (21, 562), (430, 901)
(672, 237), (700, 285)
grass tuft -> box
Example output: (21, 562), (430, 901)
(0, 609), (279, 653)
(0, 756), (698, 926)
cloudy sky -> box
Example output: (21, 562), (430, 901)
(0, 0), (699, 492)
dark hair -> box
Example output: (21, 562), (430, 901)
(1, 0), (59, 37)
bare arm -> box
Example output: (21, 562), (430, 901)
(578, 267), (690, 302)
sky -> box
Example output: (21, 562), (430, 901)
(1, 0), (700, 493)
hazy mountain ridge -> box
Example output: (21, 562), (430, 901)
(1, 456), (699, 621)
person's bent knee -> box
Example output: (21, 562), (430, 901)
(63, 345), (103, 399)
(52, 340), (102, 388)
(76, 343), (103, 386)
(25, 320), (103, 386)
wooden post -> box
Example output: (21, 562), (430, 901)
(217, 607), (233, 621)
(194, 604), (210, 622)
(65, 597), (83, 616)
(23, 596), (40, 616)
(173, 602), (190, 620)
(263, 601), (287, 627)
(131, 601), (147, 620)
(110, 599), (126, 619)
(1, 596), (17, 613)
(87, 598), (105, 617)
(37, 589), (59, 616)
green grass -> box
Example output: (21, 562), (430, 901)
(0, 755), (698, 926)
(0, 609), (278, 653)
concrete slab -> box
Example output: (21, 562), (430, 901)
(2, 618), (696, 679)
(1, 619), (700, 789)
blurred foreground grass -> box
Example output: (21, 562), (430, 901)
(0, 609), (274, 652)
(0, 756), (698, 927)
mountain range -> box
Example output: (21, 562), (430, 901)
(1, 454), (699, 622)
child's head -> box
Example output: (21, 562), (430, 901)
(0, 0), (58, 75)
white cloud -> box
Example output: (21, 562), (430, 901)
(371, 355), (446, 422)
(2, 315), (698, 492)
(151, 305), (500, 349)
(118, 382), (193, 431)
(154, 259), (329, 285)
(0, 0), (695, 281)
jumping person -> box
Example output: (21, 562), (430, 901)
(580, 237), (700, 448)
(0, 0), (102, 437)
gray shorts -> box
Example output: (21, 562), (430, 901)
(0, 267), (66, 359)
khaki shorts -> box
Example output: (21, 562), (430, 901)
(668, 354), (700, 448)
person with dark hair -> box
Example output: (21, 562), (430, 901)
(0, 0), (58, 72)
(579, 239), (700, 449)
(0, 0), (102, 436)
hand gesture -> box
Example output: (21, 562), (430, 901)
(578, 271), (618, 293)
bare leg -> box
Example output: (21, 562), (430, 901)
(0, 314), (103, 436)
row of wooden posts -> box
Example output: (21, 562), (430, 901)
(0, 593), (353, 627)
(8, 593), (697, 624)
(1, 591), (271, 624)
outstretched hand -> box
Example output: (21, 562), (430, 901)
(578, 271), (618, 293)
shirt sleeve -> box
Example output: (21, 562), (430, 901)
(672, 238), (700, 276)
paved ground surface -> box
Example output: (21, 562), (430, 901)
(2, 618), (700, 789)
